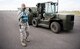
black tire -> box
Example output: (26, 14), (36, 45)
(50, 22), (61, 33)
(32, 19), (38, 27)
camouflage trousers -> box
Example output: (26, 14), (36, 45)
(19, 20), (30, 43)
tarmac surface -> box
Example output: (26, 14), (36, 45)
(0, 11), (80, 49)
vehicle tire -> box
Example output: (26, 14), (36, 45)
(50, 22), (61, 33)
(32, 19), (38, 27)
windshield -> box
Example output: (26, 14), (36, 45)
(45, 3), (57, 14)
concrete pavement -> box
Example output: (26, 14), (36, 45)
(0, 11), (80, 49)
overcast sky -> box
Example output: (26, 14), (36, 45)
(0, 0), (80, 11)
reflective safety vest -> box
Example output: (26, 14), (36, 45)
(21, 11), (28, 23)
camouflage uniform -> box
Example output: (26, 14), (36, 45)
(18, 8), (30, 47)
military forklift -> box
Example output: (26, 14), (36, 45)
(28, 2), (74, 33)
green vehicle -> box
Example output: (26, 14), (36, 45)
(28, 2), (74, 33)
